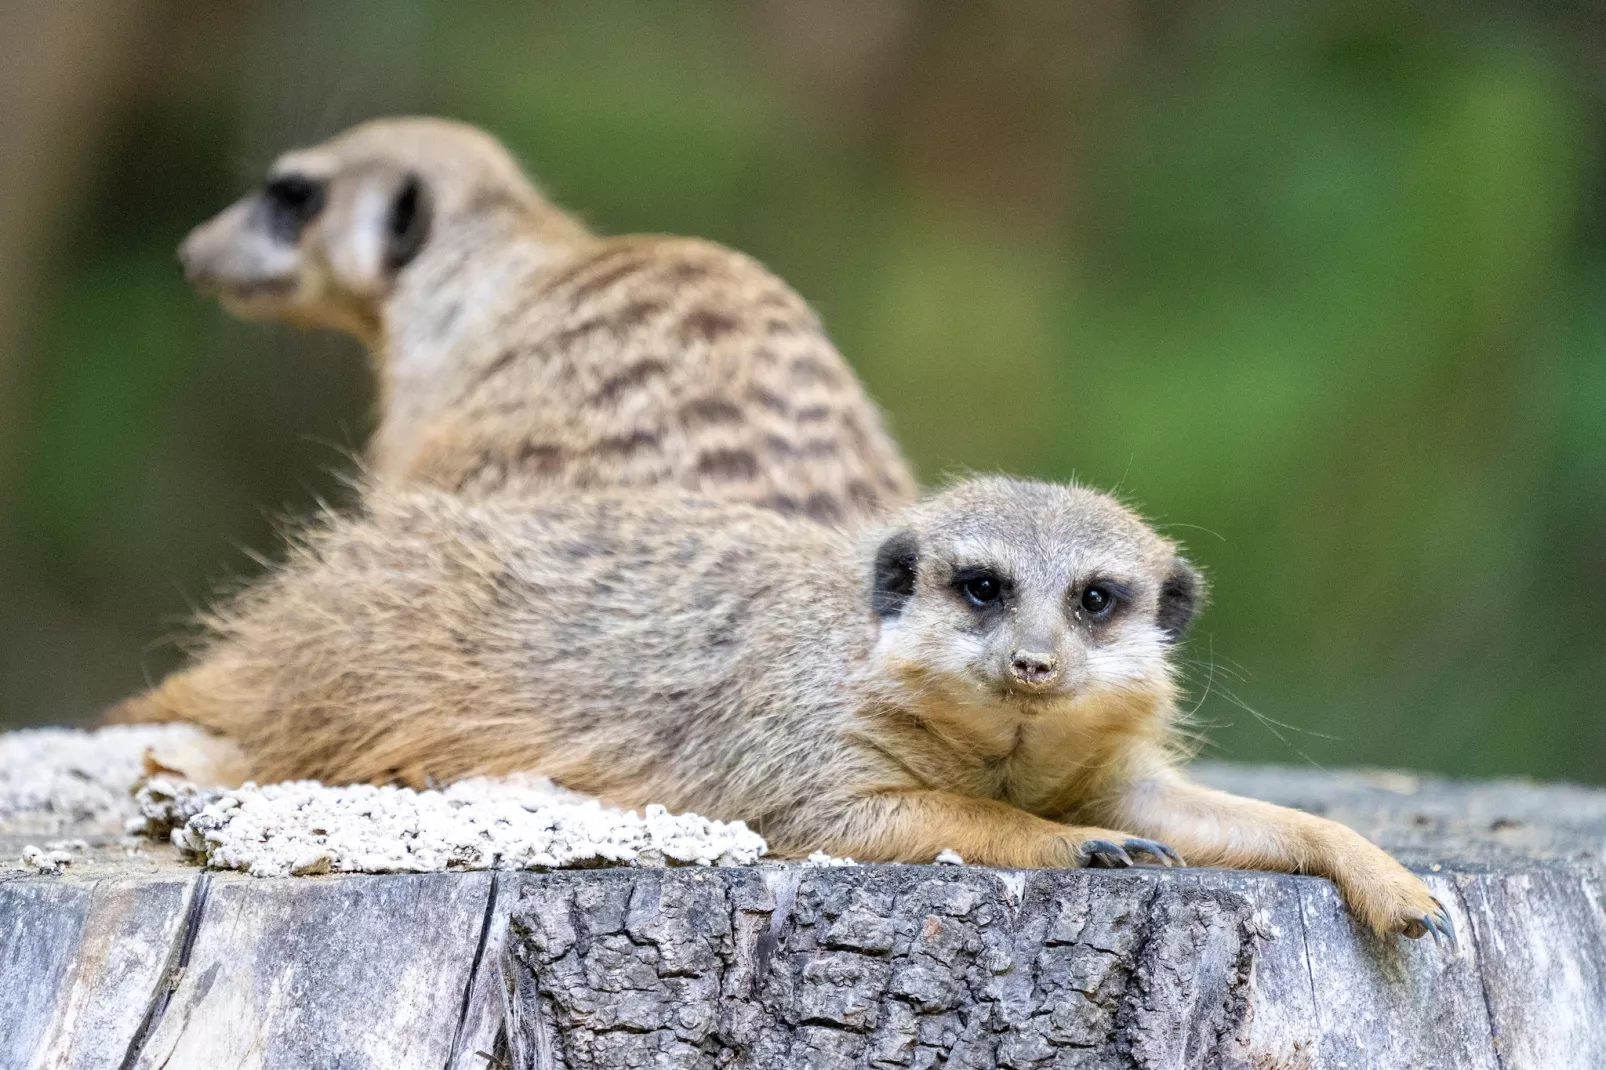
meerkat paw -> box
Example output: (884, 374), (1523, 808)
(1386, 882), (1457, 947)
(1339, 857), (1457, 947)
(1403, 898), (1458, 947)
(1051, 828), (1186, 869)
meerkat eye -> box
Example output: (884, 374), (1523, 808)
(261, 174), (325, 238)
(1079, 584), (1121, 618)
(954, 570), (1006, 608)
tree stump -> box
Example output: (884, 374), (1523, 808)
(2, 762), (1603, 1069)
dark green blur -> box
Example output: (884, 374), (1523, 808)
(2, 2), (1602, 782)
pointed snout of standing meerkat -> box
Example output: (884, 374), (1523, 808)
(179, 194), (303, 300)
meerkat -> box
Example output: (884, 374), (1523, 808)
(179, 117), (916, 522)
(124, 476), (1451, 941)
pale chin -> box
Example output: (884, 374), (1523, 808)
(220, 282), (297, 320)
(995, 680), (1080, 710)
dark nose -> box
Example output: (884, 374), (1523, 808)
(1009, 650), (1060, 689)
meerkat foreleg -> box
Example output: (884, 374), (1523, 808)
(824, 790), (1184, 869)
(1087, 746), (1453, 940)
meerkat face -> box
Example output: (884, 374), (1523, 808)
(868, 477), (1202, 718)
(179, 150), (431, 342)
(178, 118), (536, 343)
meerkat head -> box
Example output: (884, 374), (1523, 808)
(179, 117), (563, 343)
(868, 477), (1203, 718)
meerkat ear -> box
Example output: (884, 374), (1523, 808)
(383, 172), (431, 272)
(1157, 557), (1204, 641)
(871, 530), (919, 618)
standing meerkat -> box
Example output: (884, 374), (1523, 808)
(179, 116), (916, 522)
(130, 477), (1451, 941)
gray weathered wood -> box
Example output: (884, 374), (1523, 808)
(1457, 864), (1606, 1067)
(129, 871), (493, 1069)
(0, 874), (199, 1069)
(2, 763), (1603, 1069)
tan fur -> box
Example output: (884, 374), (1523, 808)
(180, 117), (916, 523)
(124, 476), (1443, 937)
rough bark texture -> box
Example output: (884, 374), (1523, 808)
(501, 866), (1277, 1069)
(2, 763), (1604, 1069)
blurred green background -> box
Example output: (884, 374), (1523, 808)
(2, 2), (1602, 783)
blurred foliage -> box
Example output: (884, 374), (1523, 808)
(2, 1), (1603, 782)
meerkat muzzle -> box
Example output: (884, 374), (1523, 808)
(1007, 650), (1061, 690)
(177, 229), (221, 291)
(179, 199), (300, 299)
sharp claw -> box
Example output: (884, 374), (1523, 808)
(1081, 839), (1133, 868)
(1121, 838), (1184, 867)
(1437, 907), (1458, 951)
(1423, 914), (1444, 946)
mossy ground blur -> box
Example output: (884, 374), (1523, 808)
(3, 2), (1603, 782)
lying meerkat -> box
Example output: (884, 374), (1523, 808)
(180, 116), (916, 522)
(127, 476), (1450, 940)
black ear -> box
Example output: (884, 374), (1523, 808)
(1157, 557), (1204, 641)
(871, 530), (919, 618)
(383, 173), (431, 272)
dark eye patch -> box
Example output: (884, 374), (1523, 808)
(260, 173), (325, 242)
(951, 566), (1011, 611)
(1074, 579), (1133, 621)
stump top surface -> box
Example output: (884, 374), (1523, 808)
(3, 763), (1604, 1069)
(3, 760), (1603, 882)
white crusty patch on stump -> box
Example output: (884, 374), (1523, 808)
(135, 774), (767, 877)
(0, 724), (209, 835)
(18, 844), (74, 874)
(3, 726), (766, 876)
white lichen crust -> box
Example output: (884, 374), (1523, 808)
(18, 844), (74, 874)
(138, 774), (767, 877)
(5, 726), (767, 876)
(0, 724), (211, 836)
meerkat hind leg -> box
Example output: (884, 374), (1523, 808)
(828, 790), (1184, 870)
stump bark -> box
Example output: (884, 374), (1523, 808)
(3, 762), (1604, 1069)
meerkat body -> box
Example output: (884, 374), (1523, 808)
(180, 118), (915, 522)
(136, 477), (1450, 941)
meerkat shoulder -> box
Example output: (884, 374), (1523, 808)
(410, 232), (915, 520)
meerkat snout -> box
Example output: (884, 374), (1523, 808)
(178, 193), (301, 297)
(1008, 649), (1059, 689)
